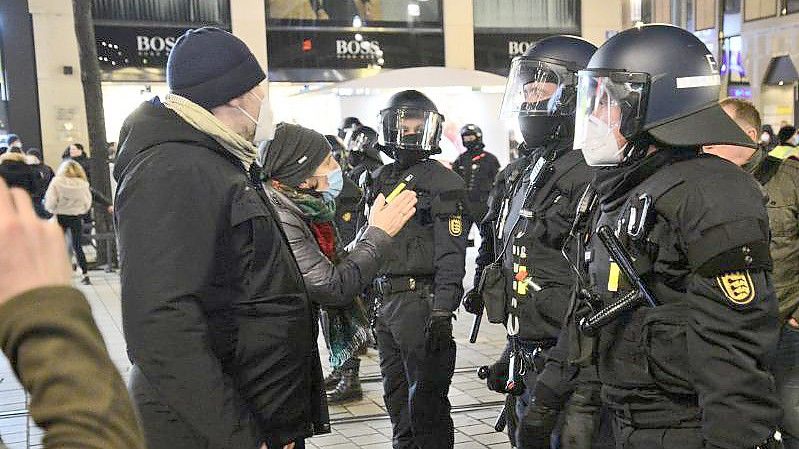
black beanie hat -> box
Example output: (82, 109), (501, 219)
(167, 27), (266, 110)
(778, 125), (797, 145)
(262, 123), (332, 187)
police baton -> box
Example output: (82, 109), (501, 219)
(469, 309), (482, 343)
(579, 225), (659, 335)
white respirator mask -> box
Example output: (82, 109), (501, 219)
(579, 115), (626, 166)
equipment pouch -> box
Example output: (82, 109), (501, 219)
(479, 262), (508, 324)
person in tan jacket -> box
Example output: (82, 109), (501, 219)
(44, 160), (92, 285)
(704, 97), (799, 449)
(0, 177), (144, 449)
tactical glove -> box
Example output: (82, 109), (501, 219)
(425, 309), (454, 353)
(462, 288), (484, 315)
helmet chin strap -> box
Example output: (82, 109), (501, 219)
(619, 133), (654, 166)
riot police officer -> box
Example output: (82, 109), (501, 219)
(366, 90), (467, 449)
(338, 116), (362, 140)
(453, 124), (500, 232)
(347, 125), (384, 185)
(344, 125), (385, 234)
(571, 24), (780, 449)
(464, 35), (598, 448)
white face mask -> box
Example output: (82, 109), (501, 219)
(760, 132), (770, 144)
(580, 115), (626, 166)
(237, 91), (276, 145)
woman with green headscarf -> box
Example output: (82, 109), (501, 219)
(261, 123), (417, 407)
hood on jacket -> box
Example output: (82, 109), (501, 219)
(51, 176), (90, 191)
(114, 97), (231, 183)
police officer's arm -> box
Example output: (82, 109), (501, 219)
(116, 153), (258, 448)
(673, 184), (781, 449)
(432, 182), (469, 311)
(485, 153), (501, 185)
(452, 153), (466, 178)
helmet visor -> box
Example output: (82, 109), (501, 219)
(378, 108), (444, 151)
(500, 59), (576, 119)
(573, 70), (649, 152)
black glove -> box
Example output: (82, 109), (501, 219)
(516, 403), (560, 449)
(462, 288), (484, 315)
(486, 360), (509, 393)
(425, 309), (453, 353)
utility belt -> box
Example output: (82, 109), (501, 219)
(374, 275), (434, 296)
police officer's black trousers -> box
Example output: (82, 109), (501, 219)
(375, 291), (457, 449)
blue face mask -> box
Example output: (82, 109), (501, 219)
(321, 168), (343, 202)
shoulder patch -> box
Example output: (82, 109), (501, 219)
(449, 215), (463, 237)
(715, 271), (755, 305)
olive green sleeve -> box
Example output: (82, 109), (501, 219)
(0, 287), (145, 449)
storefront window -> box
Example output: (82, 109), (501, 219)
(473, 0), (579, 32)
(721, 35), (748, 83)
(695, 0), (716, 30)
(788, 0), (799, 13)
(92, 0), (231, 27)
(744, 0), (778, 21)
(266, 0), (442, 28)
(723, 0), (743, 36)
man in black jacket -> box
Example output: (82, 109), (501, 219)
(115, 27), (319, 449)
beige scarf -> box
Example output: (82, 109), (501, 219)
(163, 93), (257, 170)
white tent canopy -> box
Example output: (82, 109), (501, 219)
(310, 66), (507, 93)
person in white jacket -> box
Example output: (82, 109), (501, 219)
(45, 160), (92, 285)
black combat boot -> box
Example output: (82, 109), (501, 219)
(327, 359), (362, 404)
(324, 368), (342, 390)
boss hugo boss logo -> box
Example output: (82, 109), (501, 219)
(136, 35), (178, 54)
(335, 39), (382, 59)
(508, 41), (535, 57)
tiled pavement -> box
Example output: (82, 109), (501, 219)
(0, 245), (513, 448)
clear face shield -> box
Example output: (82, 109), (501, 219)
(377, 107), (444, 151)
(573, 70), (649, 166)
(500, 59), (577, 119)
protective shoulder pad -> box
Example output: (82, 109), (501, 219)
(657, 156), (770, 273)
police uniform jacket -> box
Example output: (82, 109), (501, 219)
(587, 151), (780, 449)
(453, 147), (500, 223)
(482, 142), (592, 342)
(368, 159), (468, 312)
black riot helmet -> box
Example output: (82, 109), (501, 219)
(338, 116), (362, 139)
(378, 90), (444, 167)
(500, 35), (597, 149)
(573, 24), (755, 166)
(460, 124), (484, 151)
(347, 125), (381, 165)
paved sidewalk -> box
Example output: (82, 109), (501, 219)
(0, 246), (514, 448)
